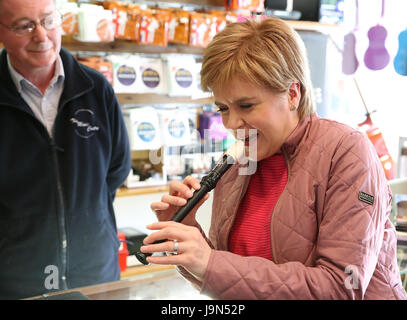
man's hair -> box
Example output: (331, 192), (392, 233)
(201, 17), (315, 120)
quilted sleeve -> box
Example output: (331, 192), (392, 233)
(200, 131), (393, 299)
(176, 222), (215, 289)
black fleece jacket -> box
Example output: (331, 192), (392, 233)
(0, 47), (131, 299)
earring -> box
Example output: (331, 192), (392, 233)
(290, 104), (297, 111)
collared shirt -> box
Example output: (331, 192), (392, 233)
(7, 54), (65, 137)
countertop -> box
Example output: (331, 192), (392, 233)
(27, 264), (211, 300)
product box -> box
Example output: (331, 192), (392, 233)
(166, 55), (196, 97)
(123, 106), (163, 151)
(139, 8), (170, 46)
(109, 54), (140, 94)
(77, 56), (113, 85)
(168, 9), (190, 45)
(158, 109), (191, 147)
(136, 56), (168, 94)
(76, 3), (115, 42)
(58, 1), (79, 36)
(186, 107), (200, 142)
(191, 61), (212, 99)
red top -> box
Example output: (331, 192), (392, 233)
(228, 154), (287, 261)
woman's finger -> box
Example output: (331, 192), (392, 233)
(168, 180), (194, 198)
(183, 175), (201, 190)
(142, 224), (189, 244)
(160, 194), (188, 207)
(150, 201), (170, 211)
(140, 239), (178, 255)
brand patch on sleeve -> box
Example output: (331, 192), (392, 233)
(358, 191), (375, 205)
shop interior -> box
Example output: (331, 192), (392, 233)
(2, 0), (406, 299)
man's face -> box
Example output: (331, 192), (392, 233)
(0, 0), (61, 75)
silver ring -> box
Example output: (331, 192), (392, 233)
(173, 239), (178, 254)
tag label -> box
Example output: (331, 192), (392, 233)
(358, 191), (374, 205)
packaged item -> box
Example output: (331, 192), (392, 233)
(77, 56), (113, 85)
(191, 61), (212, 99)
(166, 55), (196, 97)
(58, 1), (79, 36)
(224, 0), (264, 13)
(168, 9), (190, 45)
(225, 10), (239, 24)
(189, 12), (210, 47)
(204, 13), (219, 46)
(185, 107), (200, 142)
(124, 5), (141, 41)
(102, 1), (129, 40)
(158, 109), (191, 147)
(77, 4), (115, 42)
(139, 9), (170, 46)
(109, 54), (140, 93)
(210, 10), (228, 34)
(123, 106), (163, 150)
(137, 56), (167, 94)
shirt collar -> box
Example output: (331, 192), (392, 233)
(7, 54), (65, 93)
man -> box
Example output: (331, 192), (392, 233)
(0, 0), (131, 299)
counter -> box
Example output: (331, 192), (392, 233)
(27, 265), (211, 300)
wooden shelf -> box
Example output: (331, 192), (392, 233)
(62, 38), (207, 55)
(116, 185), (169, 197)
(143, 0), (224, 6)
(92, 0), (224, 8)
(0, 21), (337, 52)
(120, 264), (175, 278)
(117, 93), (213, 105)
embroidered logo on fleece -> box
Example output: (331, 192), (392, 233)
(358, 191), (375, 205)
(70, 108), (100, 139)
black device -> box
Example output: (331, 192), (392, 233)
(118, 227), (148, 256)
(135, 141), (244, 265)
(264, 0), (321, 21)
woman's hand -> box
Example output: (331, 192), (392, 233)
(150, 176), (210, 226)
(140, 221), (211, 281)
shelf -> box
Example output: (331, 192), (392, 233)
(91, 0), (224, 8)
(120, 264), (175, 278)
(62, 38), (207, 55)
(116, 185), (169, 197)
(61, 21), (336, 54)
(117, 93), (213, 105)
(142, 0), (224, 6)
(0, 21), (338, 52)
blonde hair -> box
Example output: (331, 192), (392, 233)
(201, 17), (315, 120)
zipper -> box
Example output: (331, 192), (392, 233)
(2, 100), (70, 290)
(269, 150), (291, 264)
(50, 137), (68, 291)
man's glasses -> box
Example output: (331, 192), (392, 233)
(0, 13), (62, 37)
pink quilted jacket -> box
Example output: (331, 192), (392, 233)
(179, 114), (407, 299)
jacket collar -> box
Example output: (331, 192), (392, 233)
(58, 47), (94, 107)
(0, 47), (94, 112)
(281, 113), (318, 158)
(0, 49), (26, 108)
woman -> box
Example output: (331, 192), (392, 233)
(140, 18), (406, 299)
